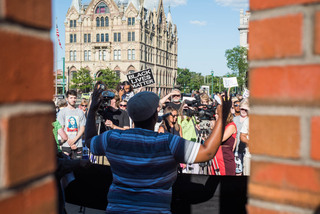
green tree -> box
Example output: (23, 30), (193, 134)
(176, 68), (192, 92)
(225, 46), (248, 91)
(70, 68), (93, 93)
(96, 68), (120, 89)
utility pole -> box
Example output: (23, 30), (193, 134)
(211, 70), (214, 95)
(62, 57), (65, 94)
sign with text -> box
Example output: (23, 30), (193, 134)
(243, 88), (250, 99)
(126, 69), (155, 89)
(223, 77), (238, 88)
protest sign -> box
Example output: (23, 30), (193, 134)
(223, 77), (238, 88)
(126, 69), (155, 89)
(243, 88), (250, 99)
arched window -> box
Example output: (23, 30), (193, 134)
(105, 17), (109, 26)
(96, 17), (100, 27)
(101, 17), (104, 27)
(95, 2), (109, 14)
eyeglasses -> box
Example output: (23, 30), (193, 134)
(119, 104), (127, 107)
(81, 105), (87, 107)
(171, 114), (178, 117)
(172, 95), (181, 97)
(234, 104), (240, 107)
(240, 108), (248, 111)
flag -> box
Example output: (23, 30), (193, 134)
(56, 24), (63, 49)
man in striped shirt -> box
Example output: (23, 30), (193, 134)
(85, 88), (227, 214)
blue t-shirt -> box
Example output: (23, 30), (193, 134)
(90, 128), (200, 213)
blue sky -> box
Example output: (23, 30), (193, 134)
(51, 0), (249, 77)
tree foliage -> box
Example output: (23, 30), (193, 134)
(225, 46), (248, 91)
(96, 68), (120, 89)
(70, 68), (93, 93)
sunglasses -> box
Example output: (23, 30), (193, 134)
(234, 104), (240, 107)
(172, 95), (181, 97)
(81, 105), (87, 107)
(240, 108), (248, 111)
(120, 104), (127, 107)
(171, 114), (178, 117)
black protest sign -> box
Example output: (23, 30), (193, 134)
(126, 69), (155, 89)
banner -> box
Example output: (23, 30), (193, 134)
(223, 77), (238, 88)
(243, 88), (250, 99)
(127, 69), (155, 89)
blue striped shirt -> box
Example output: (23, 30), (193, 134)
(90, 128), (200, 213)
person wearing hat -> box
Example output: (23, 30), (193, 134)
(85, 86), (231, 214)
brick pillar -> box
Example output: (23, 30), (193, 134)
(248, 0), (320, 213)
(0, 0), (57, 213)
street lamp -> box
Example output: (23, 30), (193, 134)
(211, 70), (214, 95)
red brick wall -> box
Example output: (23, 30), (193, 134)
(0, 0), (57, 213)
(249, 0), (320, 213)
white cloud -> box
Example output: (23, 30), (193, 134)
(214, 0), (249, 10)
(190, 20), (207, 26)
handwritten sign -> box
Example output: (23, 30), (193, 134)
(127, 69), (155, 89)
(223, 77), (238, 88)
(243, 88), (250, 99)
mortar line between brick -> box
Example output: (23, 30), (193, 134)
(251, 105), (320, 116)
(249, 198), (313, 214)
(249, 57), (320, 68)
(251, 155), (320, 168)
(0, 22), (50, 40)
(300, 115), (311, 160)
(0, 175), (54, 199)
(0, 103), (54, 118)
(303, 7), (315, 60)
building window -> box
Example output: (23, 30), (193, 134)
(95, 2), (109, 14)
(96, 34), (100, 42)
(128, 17), (135, 25)
(101, 17), (104, 27)
(70, 20), (73, 28)
(88, 34), (91, 43)
(88, 50), (91, 61)
(118, 33), (121, 42)
(114, 33), (117, 42)
(103, 50), (106, 61)
(84, 34), (87, 43)
(132, 49), (135, 60)
(128, 49), (131, 60)
(84, 50), (88, 61)
(101, 33), (104, 42)
(118, 50), (121, 60)
(128, 32), (131, 42)
(96, 17), (100, 27)
(99, 50), (102, 61)
(114, 50), (117, 60)
(70, 34), (73, 43)
(105, 17), (109, 26)
(73, 20), (77, 27)
(73, 34), (77, 43)
(105, 33), (109, 42)
(115, 70), (120, 79)
(69, 51), (73, 61)
(74, 51), (77, 61)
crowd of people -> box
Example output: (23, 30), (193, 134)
(52, 80), (250, 213)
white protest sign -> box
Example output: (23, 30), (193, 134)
(127, 69), (155, 89)
(243, 88), (250, 99)
(223, 77), (238, 88)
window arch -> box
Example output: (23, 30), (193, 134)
(101, 17), (104, 27)
(96, 17), (100, 27)
(105, 17), (109, 26)
(95, 2), (109, 14)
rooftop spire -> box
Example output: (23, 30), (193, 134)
(70, 0), (81, 12)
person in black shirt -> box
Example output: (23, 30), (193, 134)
(160, 89), (182, 111)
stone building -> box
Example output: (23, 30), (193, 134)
(65, 0), (178, 95)
(238, 9), (250, 48)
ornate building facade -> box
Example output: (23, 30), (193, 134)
(238, 9), (250, 48)
(65, 0), (178, 95)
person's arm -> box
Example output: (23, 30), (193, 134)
(66, 126), (85, 148)
(240, 133), (249, 144)
(85, 87), (104, 148)
(105, 120), (128, 130)
(57, 128), (68, 142)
